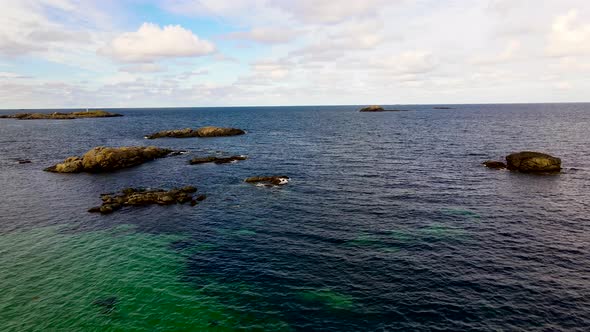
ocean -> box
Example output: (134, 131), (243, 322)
(0, 104), (589, 331)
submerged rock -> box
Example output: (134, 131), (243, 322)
(506, 151), (561, 173)
(359, 105), (411, 112)
(146, 126), (245, 139)
(0, 110), (122, 120)
(245, 176), (290, 186)
(482, 160), (506, 169)
(44, 146), (173, 173)
(189, 155), (247, 165)
(88, 186), (203, 214)
(93, 296), (118, 314)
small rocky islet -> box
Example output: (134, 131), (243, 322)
(88, 187), (206, 214)
(245, 176), (290, 186)
(44, 146), (174, 173)
(190, 155), (247, 165)
(0, 110), (122, 120)
(359, 105), (412, 112)
(145, 126), (245, 139)
(483, 151), (562, 173)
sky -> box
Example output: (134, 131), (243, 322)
(0, 0), (589, 108)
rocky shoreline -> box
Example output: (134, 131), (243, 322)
(0, 110), (122, 120)
(146, 126), (245, 139)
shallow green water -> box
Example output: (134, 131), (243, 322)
(0, 225), (289, 331)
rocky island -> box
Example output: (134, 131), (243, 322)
(359, 105), (411, 112)
(245, 176), (290, 186)
(0, 110), (122, 120)
(88, 186), (206, 214)
(190, 155), (247, 165)
(44, 146), (173, 173)
(146, 126), (245, 139)
(483, 151), (561, 173)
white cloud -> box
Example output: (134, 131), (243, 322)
(371, 51), (438, 75)
(547, 10), (590, 57)
(99, 23), (215, 63)
(473, 40), (522, 65)
(119, 63), (166, 73)
(274, 0), (389, 24)
(224, 27), (300, 44)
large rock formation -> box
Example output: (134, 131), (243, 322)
(88, 186), (206, 214)
(506, 151), (562, 173)
(146, 126), (245, 139)
(190, 155), (247, 165)
(0, 110), (122, 120)
(359, 105), (411, 112)
(44, 146), (173, 173)
(245, 176), (290, 186)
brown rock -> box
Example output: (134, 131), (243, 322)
(483, 160), (506, 169)
(146, 126), (245, 139)
(45, 146), (172, 173)
(190, 155), (247, 165)
(245, 176), (290, 186)
(195, 126), (245, 137)
(506, 151), (562, 173)
(0, 110), (122, 120)
(89, 187), (200, 214)
(359, 105), (412, 112)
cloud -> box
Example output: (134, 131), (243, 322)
(224, 27), (300, 44)
(273, 0), (389, 24)
(99, 23), (215, 63)
(547, 10), (590, 57)
(0, 72), (31, 79)
(119, 63), (166, 73)
(0, 1), (93, 57)
(370, 51), (438, 75)
(472, 40), (522, 65)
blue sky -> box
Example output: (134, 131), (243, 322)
(1, 0), (589, 108)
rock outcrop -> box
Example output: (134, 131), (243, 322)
(44, 146), (173, 173)
(359, 105), (411, 112)
(245, 176), (290, 186)
(482, 160), (506, 169)
(190, 155), (247, 165)
(146, 126), (245, 139)
(88, 186), (205, 214)
(0, 110), (122, 120)
(505, 151), (561, 173)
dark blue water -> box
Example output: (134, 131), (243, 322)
(1, 104), (589, 331)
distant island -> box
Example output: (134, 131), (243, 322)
(0, 110), (122, 120)
(359, 105), (412, 112)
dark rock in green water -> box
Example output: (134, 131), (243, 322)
(89, 187), (201, 214)
(93, 296), (118, 314)
(196, 194), (207, 201)
(506, 151), (561, 173)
